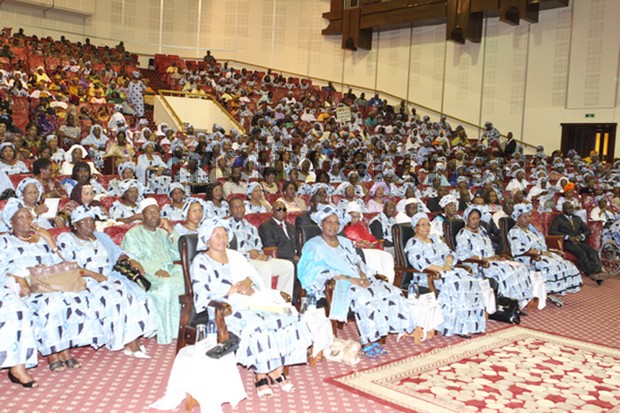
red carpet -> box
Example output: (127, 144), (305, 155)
(328, 327), (620, 412)
(0, 277), (617, 413)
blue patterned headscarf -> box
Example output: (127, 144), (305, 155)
(2, 198), (25, 229)
(462, 205), (482, 223)
(410, 212), (429, 228)
(311, 203), (350, 233)
(512, 203), (532, 220)
(245, 181), (263, 198)
(70, 205), (97, 224)
(16, 178), (43, 202)
(182, 198), (208, 222)
(439, 195), (458, 209)
(197, 218), (233, 251)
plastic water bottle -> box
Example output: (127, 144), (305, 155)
(307, 293), (317, 310)
(206, 307), (217, 337)
(408, 281), (419, 300)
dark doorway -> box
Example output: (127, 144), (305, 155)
(560, 123), (617, 163)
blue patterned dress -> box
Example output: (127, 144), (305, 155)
(404, 234), (486, 336)
(0, 278), (38, 369)
(57, 232), (158, 349)
(298, 236), (416, 344)
(109, 201), (141, 220)
(508, 225), (582, 294)
(190, 249), (312, 374)
(205, 200), (229, 219)
(456, 227), (533, 305)
(0, 235), (105, 355)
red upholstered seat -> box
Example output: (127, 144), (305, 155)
(9, 173), (33, 189)
(146, 193), (170, 209)
(103, 224), (136, 246)
(49, 227), (70, 240)
(99, 196), (120, 213)
(286, 211), (305, 226)
(245, 213), (272, 229)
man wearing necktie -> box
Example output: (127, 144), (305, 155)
(258, 200), (299, 263)
(549, 202), (607, 284)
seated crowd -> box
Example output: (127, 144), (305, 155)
(1, 29), (619, 401)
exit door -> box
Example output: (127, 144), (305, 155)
(560, 123), (617, 163)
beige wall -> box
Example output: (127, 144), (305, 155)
(1, 0), (619, 156)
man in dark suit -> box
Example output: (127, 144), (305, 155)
(426, 186), (450, 213)
(258, 200), (299, 263)
(549, 202), (607, 284)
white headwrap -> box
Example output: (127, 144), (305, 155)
(182, 198), (208, 222)
(345, 201), (363, 215)
(118, 179), (140, 196)
(512, 203), (532, 220)
(118, 162), (137, 176)
(410, 212), (429, 228)
(311, 203), (350, 233)
(65, 144), (88, 162)
(197, 218), (233, 251)
(168, 182), (186, 198)
(2, 198), (25, 229)
(70, 205), (97, 224)
(245, 181), (263, 198)
(16, 178), (43, 202)
(439, 195), (458, 209)
(462, 205), (483, 223)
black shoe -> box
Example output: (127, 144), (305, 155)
(8, 370), (37, 388)
(596, 279), (603, 285)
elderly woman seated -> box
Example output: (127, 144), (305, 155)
(404, 212), (486, 338)
(456, 205), (544, 310)
(0, 199), (143, 371)
(190, 218), (312, 398)
(508, 203), (582, 306)
(298, 204), (415, 357)
(58, 206), (158, 358)
(1, 273), (39, 387)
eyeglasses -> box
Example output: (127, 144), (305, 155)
(275, 207), (287, 212)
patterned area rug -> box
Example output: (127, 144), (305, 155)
(328, 327), (620, 413)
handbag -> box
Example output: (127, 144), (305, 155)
(488, 295), (521, 324)
(113, 260), (152, 291)
(206, 332), (240, 359)
(29, 261), (87, 293)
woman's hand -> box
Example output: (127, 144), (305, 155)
(10, 275), (31, 297)
(81, 269), (107, 282)
(230, 278), (255, 296)
(33, 203), (49, 216)
(351, 277), (371, 288)
(155, 269), (171, 278)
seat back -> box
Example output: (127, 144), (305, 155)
(297, 224), (321, 254)
(392, 223), (414, 290)
(443, 218), (465, 251)
(498, 216), (516, 256)
(179, 234), (199, 296)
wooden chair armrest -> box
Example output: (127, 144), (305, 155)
(423, 269), (442, 297)
(179, 293), (193, 306)
(208, 300), (232, 343)
(374, 239), (384, 250)
(463, 258), (490, 268)
(545, 235), (564, 251)
(374, 274), (388, 282)
(263, 246), (278, 258)
(279, 291), (291, 302)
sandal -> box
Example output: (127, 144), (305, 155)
(255, 378), (273, 399)
(48, 360), (65, 372)
(62, 357), (82, 369)
(362, 343), (380, 359)
(373, 343), (388, 356)
(271, 374), (295, 392)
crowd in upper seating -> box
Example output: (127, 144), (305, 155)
(1, 28), (619, 398)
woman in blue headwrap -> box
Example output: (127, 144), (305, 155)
(297, 204), (416, 357)
(0, 198), (105, 372)
(57, 206), (158, 358)
(456, 205), (544, 309)
(508, 203), (582, 304)
(405, 212), (486, 338)
(190, 218), (312, 399)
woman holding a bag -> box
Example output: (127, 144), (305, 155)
(57, 206), (158, 359)
(0, 198), (104, 372)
